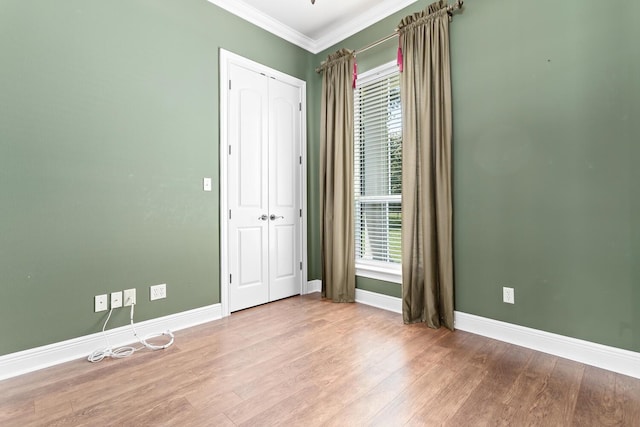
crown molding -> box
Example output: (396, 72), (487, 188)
(207, 0), (418, 54)
(207, 0), (316, 52)
(312, 0), (416, 54)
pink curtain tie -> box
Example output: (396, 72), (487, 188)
(353, 61), (358, 88)
(397, 36), (404, 72)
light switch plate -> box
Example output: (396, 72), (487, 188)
(203, 177), (212, 192)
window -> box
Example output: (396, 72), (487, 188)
(354, 62), (402, 284)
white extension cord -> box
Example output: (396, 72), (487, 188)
(88, 303), (174, 363)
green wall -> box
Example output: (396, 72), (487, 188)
(2, 0), (638, 357)
(312, 0), (639, 352)
(357, 277), (401, 299)
(0, 0), (311, 356)
(451, 0), (639, 352)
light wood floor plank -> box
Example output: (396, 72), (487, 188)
(572, 365), (628, 426)
(323, 344), (452, 427)
(0, 293), (638, 426)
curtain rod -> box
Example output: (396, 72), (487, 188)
(315, 0), (464, 73)
(354, 33), (397, 56)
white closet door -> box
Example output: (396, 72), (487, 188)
(228, 63), (270, 312)
(268, 79), (301, 302)
(227, 63), (302, 312)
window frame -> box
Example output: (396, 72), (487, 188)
(353, 61), (402, 285)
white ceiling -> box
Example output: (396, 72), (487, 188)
(208, 0), (418, 54)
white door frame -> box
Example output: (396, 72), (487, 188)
(219, 49), (307, 317)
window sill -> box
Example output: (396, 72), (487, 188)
(355, 262), (402, 284)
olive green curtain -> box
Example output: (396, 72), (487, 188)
(319, 49), (356, 302)
(399, 1), (455, 328)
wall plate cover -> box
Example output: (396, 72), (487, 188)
(503, 287), (515, 304)
(111, 291), (123, 309)
(150, 283), (167, 301)
(124, 288), (136, 306)
(95, 294), (108, 312)
(203, 177), (212, 192)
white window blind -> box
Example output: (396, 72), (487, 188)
(354, 63), (402, 276)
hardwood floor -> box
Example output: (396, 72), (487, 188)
(1, 293), (638, 426)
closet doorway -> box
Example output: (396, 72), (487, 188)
(219, 49), (307, 315)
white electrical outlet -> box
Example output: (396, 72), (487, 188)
(503, 287), (515, 304)
(150, 284), (167, 301)
(111, 291), (123, 309)
(124, 288), (136, 306)
(95, 294), (108, 312)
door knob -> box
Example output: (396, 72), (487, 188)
(258, 214), (268, 221)
(270, 214), (284, 221)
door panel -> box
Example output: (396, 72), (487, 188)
(272, 99), (295, 208)
(268, 79), (301, 302)
(234, 227), (268, 309)
(238, 89), (266, 208)
(274, 225), (295, 276)
(228, 63), (269, 312)
(237, 228), (265, 286)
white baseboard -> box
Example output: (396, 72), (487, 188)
(0, 304), (222, 382)
(304, 283), (403, 315)
(454, 311), (640, 380)
(303, 279), (322, 294)
(355, 288), (402, 313)
(4, 291), (638, 382)
(346, 284), (640, 379)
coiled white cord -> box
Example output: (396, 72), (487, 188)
(88, 303), (174, 363)
(129, 303), (175, 351)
